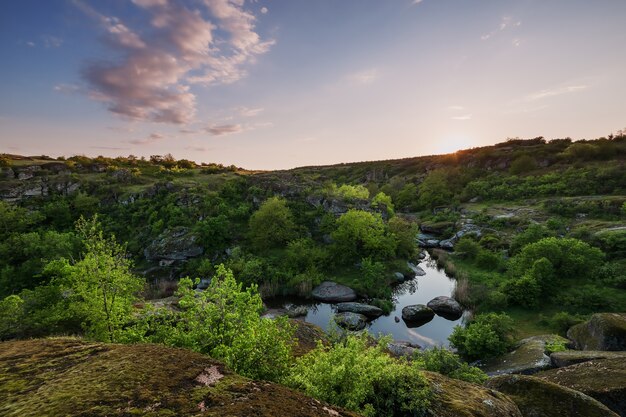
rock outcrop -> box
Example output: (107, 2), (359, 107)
(144, 226), (204, 261)
(550, 350), (626, 368)
(334, 312), (368, 331)
(537, 357), (626, 416)
(486, 374), (619, 417)
(311, 281), (357, 303)
(480, 335), (568, 376)
(567, 313), (626, 351)
(401, 304), (435, 326)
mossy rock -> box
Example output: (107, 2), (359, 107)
(537, 357), (626, 416)
(485, 374), (619, 417)
(480, 335), (568, 376)
(291, 320), (329, 357)
(424, 371), (522, 417)
(550, 350), (626, 368)
(0, 338), (358, 417)
(567, 313), (626, 351)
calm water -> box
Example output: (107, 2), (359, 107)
(271, 253), (468, 348)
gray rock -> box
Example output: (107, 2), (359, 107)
(393, 272), (406, 282)
(401, 304), (435, 325)
(407, 262), (426, 276)
(336, 302), (383, 318)
(567, 313), (626, 351)
(286, 305), (309, 318)
(427, 296), (463, 320)
(387, 341), (420, 358)
(334, 312), (367, 331)
(311, 281), (357, 303)
(144, 227), (204, 261)
(480, 335), (569, 376)
(550, 350), (626, 368)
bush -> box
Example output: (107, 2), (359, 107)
(455, 237), (481, 259)
(248, 197), (298, 250)
(413, 347), (487, 384)
(449, 313), (515, 361)
(331, 210), (397, 264)
(284, 334), (431, 417)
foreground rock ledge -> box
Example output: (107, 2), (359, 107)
(0, 338), (358, 417)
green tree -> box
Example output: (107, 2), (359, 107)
(388, 216), (418, 258)
(331, 209), (397, 263)
(123, 265), (294, 381)
(509, 155), (537, 175)
(53, 217), (143, 342)
(248, 197), (298, 250)
(371, 192), (394, 217)
(418, 170), (454, 210)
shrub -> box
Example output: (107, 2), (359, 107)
(455, 237), (481, 259)
(284, 334), (431, 417)
(248, 197), (298, 250)
(413, 347), (487, 384)
(449, 313), (515, 361)
(331, 210), (397, 263)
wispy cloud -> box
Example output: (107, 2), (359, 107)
(447, 105), (464, 111)
(41, 35), (63, 48)
(53, 84), (81, 94)
(206, 124), (243, 136)
(74, 0), (273, 125)
(237, 106), (264, 117)
(129, 132), (165, 145)
(451, 114), (472, 120)
(186, 145), (212, 152)
(347, 68), (379, 85)
(481, 16), (521, 40)
(525, 85), (588, 101)
(412, 0), (424, 4)
(260, 7), (268, 14)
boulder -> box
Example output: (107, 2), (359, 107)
(334, 312), (367, 331)
(387, 341), (420, 358)
(537, 357), (626, 416)
(401, 304), (435, 326)
(550, 350), (626, 368)
(424, 371), (522, 417)
(485, 374), (619, 417)
(567, 313), (626, 351)
(144, 227), (204, 261)
(285, 305), (309, 318)
(336, 302), (383, 318)
(311, 281), (357, 302)
(407, 262), (426, 276)
(427, 296), (463, 320)
(393, 271), (406, 282)
(480, 335), (569, 376)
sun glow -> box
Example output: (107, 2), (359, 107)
(436, 134), (475, 155)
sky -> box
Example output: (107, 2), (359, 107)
(1, 0), (625, 170)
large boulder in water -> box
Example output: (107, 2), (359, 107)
(427, 296), (463, 320)
(401, 304), (435, 326)
(144, 226), (203, 261)
(486, 374), (619, 417)
(336, 302), (383, 318)
(567, 313), (626, 351)
(480, 335), (568, 376)
(311, 281), (357, 303)
(537, 357), (626, 416)
(333, 312), (367, 331)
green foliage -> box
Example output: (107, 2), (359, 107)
(449, 313), (515, 361)
(455, 237), (481, 259)
(285, 237), (328, 273)
(388, 216), (417, 258)
(284, 334), (431, 417)
(509, 155), (537, 175)
(371, 192), (394, 217)
(418, 170), (454, 210)
(544, 340), (567, 355)
(0, 295), (23, 340)
(248, 197), (298, 250)
(123, 265), (295, 381)
(509, 224), (554, 255)
(336, 184), (370, 200)
(541, 311), (586, 334)
(360, 257), (386, 290)
(331, 209), (397, 264)
(413, 347), (488, 384)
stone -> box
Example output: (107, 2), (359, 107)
(427, 296), (463, 320)
(480, 335), (569, 376)
(333, 312), (367, 331)
(285, 305), (309, 318)
(407, 262), (426, 276)
(387, 341), (420, 358)
(537, 357), (626, 416)
(393, 272), (406, 282)
(336, 302), (383, 318)
(144, 227), (204, 261)
(486, 374), (619, 417)
(550, 350), (626, 368)
(401, 304), (435, 326)
(567, 313), (626, 351)
(424, 372), (522, 417)
(311, 281), (357, 303)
